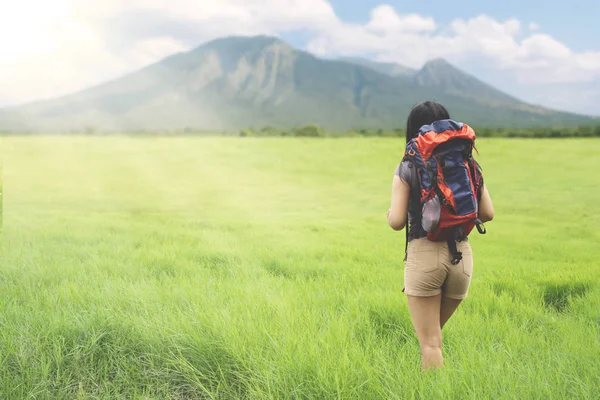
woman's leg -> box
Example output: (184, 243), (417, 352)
(440, 296), (462, 329)
(407, 294), (444, 370)
(439, 241), (472, 329)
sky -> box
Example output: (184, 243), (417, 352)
(1, 0), (599, 115)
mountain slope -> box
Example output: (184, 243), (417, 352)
(415, 58), (541, 111)
(337, 57), (416, 79)
(415, 58), (523, 107)
(0, 35), (595, 132)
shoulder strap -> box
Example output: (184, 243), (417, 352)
(404, 213), (409, 261)
(401, 156), (419, 262)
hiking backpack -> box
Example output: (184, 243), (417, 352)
(402, 119), (486, 264)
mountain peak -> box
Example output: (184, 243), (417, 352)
(421, 58), (455, 71)
(203, 34), (283, 47)
(416, 57), (521, 106)
(193, 35), (290, 56)
(416, 58), (467, 87)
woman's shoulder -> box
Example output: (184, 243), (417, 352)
(395, 159), (416, 183)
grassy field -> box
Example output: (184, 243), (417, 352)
(1, 136), (599, 399)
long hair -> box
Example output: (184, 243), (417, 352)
(406, 101), (451, 143)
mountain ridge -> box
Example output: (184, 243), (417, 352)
(0, 35), (595, 132)
(336, 56), (417, 79)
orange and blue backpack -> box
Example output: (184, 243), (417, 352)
(403, 119), (486, 264)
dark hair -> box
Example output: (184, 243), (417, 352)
(406, 100), (450, 143)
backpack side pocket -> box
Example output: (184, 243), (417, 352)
(422, 194), (441, 233)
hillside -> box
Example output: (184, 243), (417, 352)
(337, 57), (417, 79)
(415, 58), (526, 107)
(0, 35), (595, 132)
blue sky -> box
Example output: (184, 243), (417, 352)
(329, 0), (600, 52)
(1, 0), (599, 116)
(275, 0), (600, 54)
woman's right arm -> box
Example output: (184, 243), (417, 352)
(478, 184), (494, 223)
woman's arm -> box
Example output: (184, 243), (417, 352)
(387, 175), (410, 230)
(478, 183), (494, 223)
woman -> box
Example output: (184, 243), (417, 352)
(387, 101), (494, 370)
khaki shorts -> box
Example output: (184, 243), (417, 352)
(403, 237), (473, 300)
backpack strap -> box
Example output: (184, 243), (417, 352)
(447, 239), (463, 265)
(400, 153), (434, 262)
(404, 212), (409, 262)
(447, 226), (463, 265)
(400, 155), (412, 262)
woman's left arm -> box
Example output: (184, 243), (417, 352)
(387, 174), (410, 230)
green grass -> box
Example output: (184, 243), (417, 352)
(1, 136), (599, 399)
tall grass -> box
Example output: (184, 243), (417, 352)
(1, 136), (599, 399)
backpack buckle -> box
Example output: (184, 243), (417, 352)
(475, 219), (487, 234)
(447, 239), (463, 265)
(451, 252), (463, 265)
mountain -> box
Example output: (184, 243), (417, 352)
(337, 57), (416, 79)
(415, 58), (524, 107)
(0, 35), (595, 132)
(343, 56), (589, 121)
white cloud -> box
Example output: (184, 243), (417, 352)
(0, 0), (70, 62)
(72, 0), (337, 42)
(85, 0), (337, 28)
(128, 37), (189, 66)
(519, 34), (571, 60)
(366, 5), (436, 34)
(0, 1), (120, 105)
(0, 0), (599, 107)
(306, 12), (600, 85)
(0, 0), (336, 106)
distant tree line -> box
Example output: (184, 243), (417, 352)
(238, 124), (600, 138)
(239, 125), (325, 137)
(2, 124), (599, 138)
(473, 125), (600, 138)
